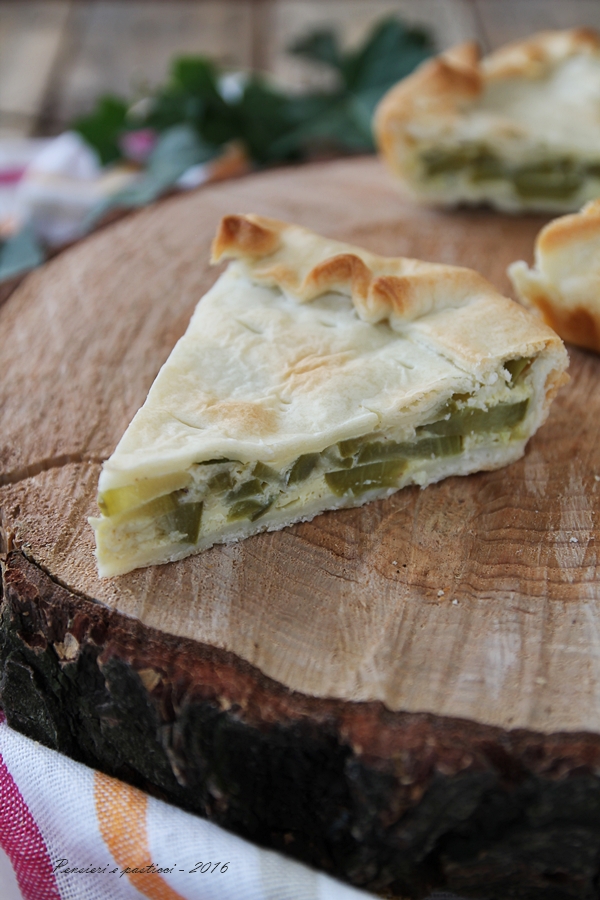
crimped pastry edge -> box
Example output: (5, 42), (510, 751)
(212, 212), (492, 325)
(509, 199), (600, 352)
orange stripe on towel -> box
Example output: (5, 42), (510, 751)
(94, 770), (186, 900)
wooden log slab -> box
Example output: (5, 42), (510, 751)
(2, 157), (600, 898)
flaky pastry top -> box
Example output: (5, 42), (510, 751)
(99, 216), (567, 486)
(210, 214), (563, 371)
(374, 28), (600, 170)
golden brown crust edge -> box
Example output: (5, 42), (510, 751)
(509, 199), (600, 353)
(212, 213), (509, 325)
(212, 214), (567, 395)
(534, 299), (600, 354)
(373, 42), (482, 176)
(212, 213), (284, 259)
(483, 27), (600, 80)
(374, 28), (600, 178)
(536, 197), (600, 254)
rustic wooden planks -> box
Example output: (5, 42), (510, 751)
(0, 1), (71, 137)
(46, 1), (255, 126)
(4, 0), (600, 136)
(475, 0), (600, 49)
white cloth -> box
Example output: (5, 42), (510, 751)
(0, 715), (376, 900)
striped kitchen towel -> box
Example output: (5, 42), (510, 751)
(0, 711), (375, 900)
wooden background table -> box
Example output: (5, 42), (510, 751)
(3, 0), (600, 140)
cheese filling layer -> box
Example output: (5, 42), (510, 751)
(93, 364), (533, 577)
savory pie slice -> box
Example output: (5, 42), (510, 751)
(91, 214), (568, 576)
(374, 29), (600, 213)
(509, 198), (600, 351)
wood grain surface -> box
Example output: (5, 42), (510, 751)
(1, 156), (598, 736)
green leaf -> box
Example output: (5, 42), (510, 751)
(146, 57), (238, 147)
(287, 17), (433, 95)
(143, 91), (198, 134)
(279, 16), (434, 157)
(289, 29), (342, 70)
(86, 124), (217, 224)
(340, 17), (433, 93)
(271, 94), (372, 157)
(233, 78), (301, 164)
(0, 224), (45, 282)
(170, 56), (221, 98)
(149, 122), (215, 176)
(72, 95), (128, 165)
(70, 15), (435, 191)
(349, 84), (393, 138)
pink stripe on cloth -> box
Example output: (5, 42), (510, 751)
(0, 713), (61, 900)
(0, 166), (26, 184)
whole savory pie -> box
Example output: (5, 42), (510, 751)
(509, 198), (600, 351)
(91, 215), (568, 576)
(374, 29), (600, 213)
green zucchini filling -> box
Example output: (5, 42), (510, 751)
(117, 492), (203, 545)
(418, 399), (529, 437)
(228, 498), (274, 522)
(98, 470), (191, 516)
(505, 357), (531, 383)
(420, 145), (600, 200)
(98, 368), (532, 547)
(325, 460), (407, 497)
(287, 453), (319, 484)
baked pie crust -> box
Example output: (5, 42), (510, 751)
(509, 198), (600, 351)
(374, 29), (600, 213)
(91, 215), (568, 576)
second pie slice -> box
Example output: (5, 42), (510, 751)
(91, 215), (568, 576)
(374, 29), (600, 213)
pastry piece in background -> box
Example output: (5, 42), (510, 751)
(91, 215), (568, 577)
(509, 199), (600, 351)
(374, 29), (600, 213)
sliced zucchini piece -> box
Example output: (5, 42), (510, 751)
(421, 145), (482, 176)
(513, 162), (582, 199)
(504, 357), (532, 385)
(421, 145), (505, 182)
(325, 459), (407, 497)
(337, 434), (375, 458)
(469, 153), (506, 182)
(228, 498), (274, 522)
(163, 501), (203, 544)
(421, 399), (529, 437)
(98, 471), (191, 517)
(356, 435), (462, 464)
(226, 479), (264, 503)
(287, 453), (319, 484)
(207, 470), (234, 493)
(252, 461), (280, 482)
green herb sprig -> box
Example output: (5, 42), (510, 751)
(74, 17), (434, 168)
(0, 17), (434, 283)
